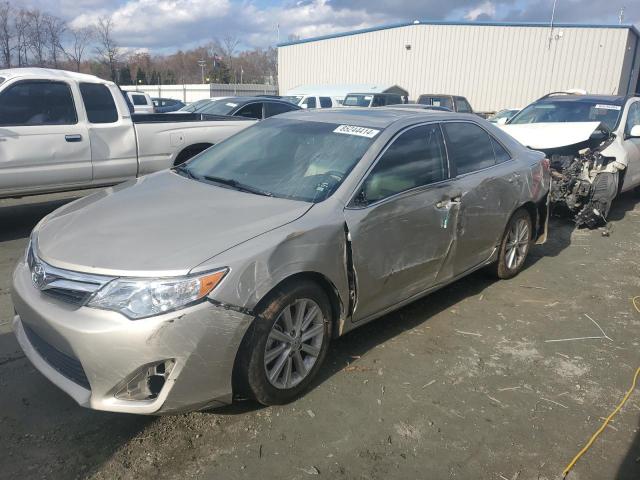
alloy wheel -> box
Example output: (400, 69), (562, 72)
(504, 218), (530, 270)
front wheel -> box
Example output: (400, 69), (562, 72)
(494, 209), (532, 279)
(235, 281), (332, 405)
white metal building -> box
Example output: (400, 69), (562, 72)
(278, 21), (640, 112)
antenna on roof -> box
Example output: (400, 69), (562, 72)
(618, 6), (625, 24)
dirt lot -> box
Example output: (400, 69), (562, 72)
(1, 190), (639, 480)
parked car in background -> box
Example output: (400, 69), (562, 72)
(0, 68), (255, 198)
(125, 91), (155, 113)
(343, 92), (406, 107)
(153, 97), (186, 113)
(194, 96), (301, 119)
(500, 92), (640, 227)
(385, 104), (453, 112)
(11, 108), (549, 414)
(177, 98), (216, 113)
(417, 94), (475, 114)
(488, 108), (521, 124)
(280, 94), (341, 109)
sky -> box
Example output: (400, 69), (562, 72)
(21, 0), (640, 52)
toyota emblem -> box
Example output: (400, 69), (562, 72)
(31, 262), (47, 290)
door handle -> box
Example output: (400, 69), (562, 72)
(65, 134), (83, 142)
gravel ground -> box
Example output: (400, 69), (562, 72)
(1, 189), (639, 480)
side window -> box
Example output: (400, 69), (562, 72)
(457, 98), (472, 113)
(372, 96), (385, 107)
(386, 95), (402, 105)
(235, 102), (263, 119)
(131, 94), (148, 106)
(319, 97), (332, 108)
(625, 102), (640, 135)
(303, 96), (317, 109)
(443, 122), (496, 175)
(491, 137), (511, 163)
(264, 102), (297, 118)
(360, 124), (448, 205)
(0, 81), (77, 126)
(79, 83), (118, 124)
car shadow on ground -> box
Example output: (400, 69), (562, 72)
(0, 196), (82, 242)
(616, 415), (640, 479)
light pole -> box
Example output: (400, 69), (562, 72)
(198, 59), (206, 84)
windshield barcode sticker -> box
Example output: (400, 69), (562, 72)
(595, 104), (621, 111)
(334, 125), (380, 138)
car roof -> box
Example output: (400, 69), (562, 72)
(0, 67), (110, 84)
(276, 107), (465, 128)
(225, 96), (298, 105)
(536, 94), (626, 104)
(346, 92), (401, 96)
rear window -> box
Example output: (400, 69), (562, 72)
(131, 94), (148, 106)
(80, 83), (118, 123)
(418, 96), (454, 110)
(344, 94), (373, 107)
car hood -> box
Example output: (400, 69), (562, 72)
(34, 171), (312, 276)
(499, 122), (602, 151)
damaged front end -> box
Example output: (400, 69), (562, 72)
(502, 122), (623, 228)
(547, 133), (619, 228)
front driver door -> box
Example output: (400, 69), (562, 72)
(0, 80), (91, 196)
(344, 123), (459, 322)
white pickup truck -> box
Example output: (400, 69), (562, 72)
(0, 68), (255, 199)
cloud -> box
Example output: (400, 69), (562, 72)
(465, 1), (496, 21)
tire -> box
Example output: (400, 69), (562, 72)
(493, 208), (533, 279)
(235, 280), (332, 406)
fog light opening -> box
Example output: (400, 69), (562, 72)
(115, 360), (175, 401)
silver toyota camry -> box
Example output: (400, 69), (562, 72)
(12, 108), (550, 414)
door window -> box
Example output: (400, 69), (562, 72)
(442, 122), (496, 175)
(80, 83), (118, 124)
(625, 102), (640, 136)
(359, 124), (448, 205)
(0, 81), (77, 126)
(456, 98), (473, 113)
(131, 94), (149, 106)
(319, 97), (332, 108)
(303, 97), (317, 108)
(264, 101), (297, 117)
(235, 102), (263, 119)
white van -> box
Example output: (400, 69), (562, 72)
(126, 91), (155, 114)
(281, 94), (340, 109)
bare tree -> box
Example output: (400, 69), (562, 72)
(94, 16), (119, 81)
(44, 14), (66, 68)
(26, 9), (47, 66)
(64, 26), (93, 72)
(0, 2), (12, 68)
(221, 34), (239, 81)
(14, 8), (30, 66)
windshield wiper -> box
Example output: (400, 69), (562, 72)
(203, 175), (273, 197)
(172, 164), (197, 180)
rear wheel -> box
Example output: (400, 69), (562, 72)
(494, 209), (532, 279)
(235, 281), (332, 405)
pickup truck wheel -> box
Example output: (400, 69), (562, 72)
(494, 208), (532, 279)
(235, 281), (332, 406)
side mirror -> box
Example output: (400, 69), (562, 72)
(497, 117), (508, 125)
(630, 125), (640, 138)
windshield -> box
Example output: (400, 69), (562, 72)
(180, 118), (378, 203)
(418, 96), (454, 109)
(281, 95), (302, 104)
(509, 100), (623, 130)
(195, 99), (238, 115)
(343, 94), (373, 107)
(488, 109), (518, 122)
(179, 99), (210, 112)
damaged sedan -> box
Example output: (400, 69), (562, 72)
(501, 93), (640, 227)
(12, 109), (549, 414)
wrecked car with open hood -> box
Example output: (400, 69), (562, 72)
(12, 108), (548, 414)
(500, 93), (640, 228)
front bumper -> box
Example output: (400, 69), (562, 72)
(11, 261), (253, 414)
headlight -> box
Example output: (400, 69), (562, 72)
(87, 269), (228, 319)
